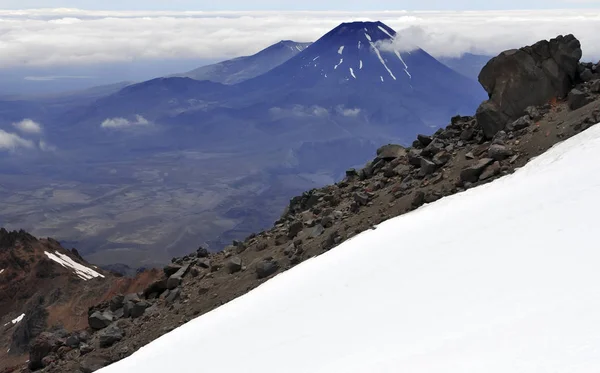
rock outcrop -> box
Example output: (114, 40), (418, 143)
(477, 34), (582, 138)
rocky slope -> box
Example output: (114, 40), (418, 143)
(10, 34), (600, 373)
(0, 230), (160, 372)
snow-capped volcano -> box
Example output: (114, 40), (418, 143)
(297, 21), (411, 83)
(242, 21), (460, 92)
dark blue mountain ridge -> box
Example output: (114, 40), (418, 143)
(171, 40), (312, 84)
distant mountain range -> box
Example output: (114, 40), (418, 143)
(171, 40), (311, 84)
(0, 21), (486, 268)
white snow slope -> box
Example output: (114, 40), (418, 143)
(44, 251), (105, 280)
(100, 124), (600, 373)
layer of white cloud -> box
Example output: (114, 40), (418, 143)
(0, 9), (599, 69)
(0, 129), (34, 151)
(101, 115), (150, 128)
(12, 118), (42, 134)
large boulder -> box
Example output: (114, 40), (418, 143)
(98, 325), (124, 348)
(256, 259), (279, 279)
(375, 144), (407, 161)
(167, 263), (190, 289)
(88, 311), (113, 330)
(476, 34), (582, 138)
(460, 158), (495, 183)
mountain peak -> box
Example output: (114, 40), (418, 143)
(324, 21), (396, 43)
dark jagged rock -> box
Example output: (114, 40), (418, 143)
(487, 144), (513, 161)
(477, 34), (582, 138)
(460, 158), (495, 183)
(98, 325), (124, 348)
(375, 144), (406, 160)
(88, 311), (113, 330)
(227, 256), (243, 274)
(256, 259), (279, 279)
(568, 89), (591, 110)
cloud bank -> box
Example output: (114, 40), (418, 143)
(0, 129), (34, 151)
(0, 9), (599, 69)
(101, 115), (150, 128)
(12, 119), (42, 134)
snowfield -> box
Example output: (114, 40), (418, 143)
(44, 251), (105, 280)
(99, 124), (600, 372)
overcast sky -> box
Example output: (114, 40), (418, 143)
(1, 0), (599, 10)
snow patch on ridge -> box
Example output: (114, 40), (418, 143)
(0, 269), (4, 274)
(4, 313), (25, 326)
(334, 58), (343, 70)
(338, 46), (344, 55)
(368, 42), (396, 80)
(394, 50), (412, 78)
(378, 25), (395, 39)
(44, 251), (105, 280)
(349, 68), (356, 79)
(359, 60), (363, 69)
(364, 33), (372, 42)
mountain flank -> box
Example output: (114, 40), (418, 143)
(13, 33), (600, 373)
(0, 230), (160, 371)
(171, 40), (311, 84)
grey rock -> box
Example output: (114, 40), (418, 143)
(508, 115), (532, 131)
(477, 35), (582, 136)
(196, 258), (211, 269)
(353, 192), (370, 206)
(418, 158), (437, 176)
(167, 263), (190, 289)
(421, 139), (445, 158)
(407, 148), (423, 166)
(88, 311), (113, 330)
(310, 224), (325, 238)
(581, 68), (594, 82)
(130, 301), (150, 318)
(460, 128), (475, 141)
(591, 79), (600, 93)
(376, 144), (407, 160)
(416, 134), (433, 147)
(411, 191), (425, 207)
(479, 161), (501, 181)
(524, 106), (542, 120)
(460, 158), (495, 183)
(66, 335), (80, 348)
(256, 259), (280, 279)
(488, 144), (513, 161)
(287, 220), (304, 239)
(568, 89), (591, 110)
(124, 293), (141, 304)
(109, 294), (124, 312)
(432, 151), (451, 166)
(79, 343), (93, 356)
(163, 263), (182, 277)
(165, 288), (181, 304)
(321, 215), (334, 228)
(98, 325), (123, 348)
(122, 301), (134, 318)
(476, 100), (510, 139)
(196, 247), (209, 258)
(227, 256), (243, 274)
(143, 279), (168, 299)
